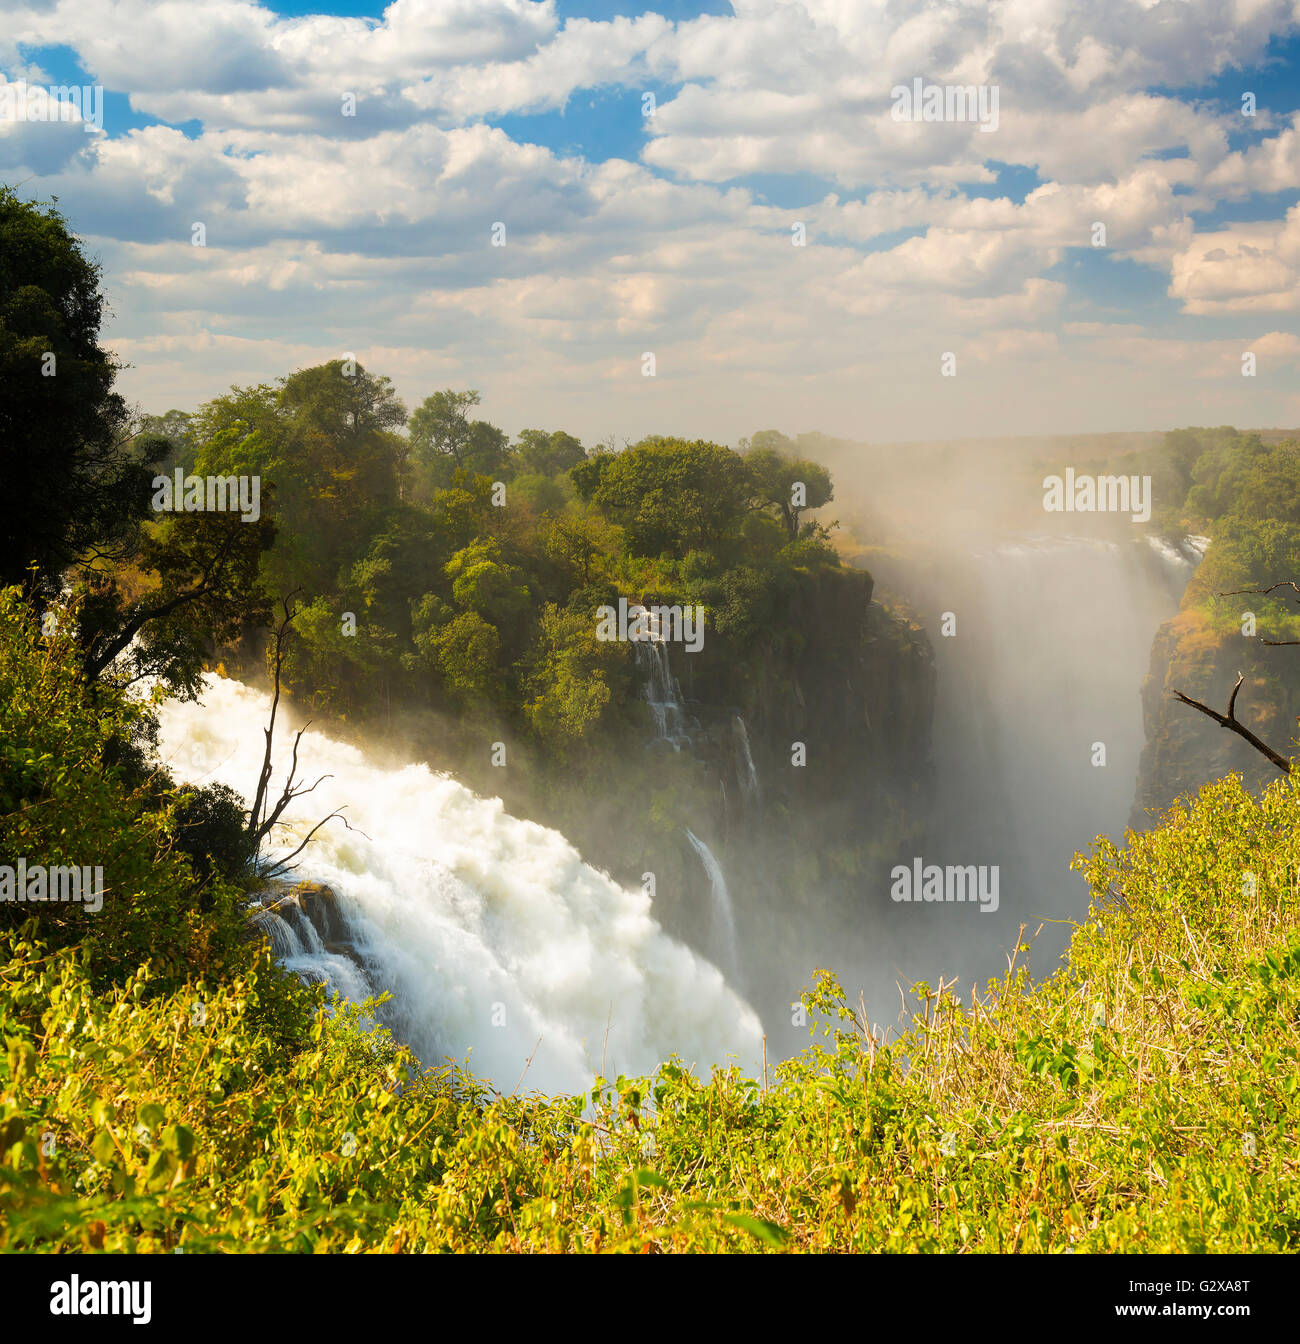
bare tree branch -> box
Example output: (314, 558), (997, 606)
(247, 590), (301, 842)
(1216, 581), (1300, 646)
(1172, 672), (1293, 775)
(262, 811), (370, 877)
(1227, 673), (1243, 721)
(242, 589), (360, 874)
(1220, 582), (1300, 601)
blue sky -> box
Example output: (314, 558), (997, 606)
(2, 0), (1299, 443)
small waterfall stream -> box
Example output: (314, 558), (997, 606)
(685, 829), (742, 985)
(633, 612), (694, 751)
(733, 715), (760, 808)
(629, 604), (745, 984)
(1145, 534), (1211, 598)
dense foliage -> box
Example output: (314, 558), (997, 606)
(1171, 427), (1300, 647)
(0, 189), (137, 594)
(160, 369), (842, 763)
(3, 603), (1298, 1250)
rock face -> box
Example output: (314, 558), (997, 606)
(1132, 608), (1300, 827)
(685, 567), (935, 883)
(246, 880), (373, 992)
(496, 566), (936, 966)
(622, 566), (937, 1045)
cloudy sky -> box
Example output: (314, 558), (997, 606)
(2, 0), (1299, 445)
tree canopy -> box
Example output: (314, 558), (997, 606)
(0, 188), (140, 593)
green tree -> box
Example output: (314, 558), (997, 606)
(136, 409), (196, 476)
(515, 429), (585, 478)
(0, 189), (142, 593)
(569, 448), (614, 502)
(544, 511), (620, 588)
(344, 508), (442, 644)
(191, 363), (406, 597)
(445, 538), (531, 628)
(524, 604), (623, 745)
(745, 434), (834, 542)
(0, 589), (249, 985)
(431, 610), (502, 705)
(511, 473), (568, 515)
(74, 507), (274, 696)
(589, 437), (756, 557)
(410, 389), (480, 472)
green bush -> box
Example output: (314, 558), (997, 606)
(0, 590), (250, 990)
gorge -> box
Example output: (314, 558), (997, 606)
(158, 523), (1218, 1088)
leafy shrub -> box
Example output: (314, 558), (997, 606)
(4, 759), (1299, 1251)
(0, 590), (248, 990)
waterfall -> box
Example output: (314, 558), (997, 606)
(248, 891), (374, 1004)
(685, 829), (741, 984)
(637, 640), (690, 749)
(733, 715), (760, 807)
(156, 675), (763, 1095)
(626, 607), (745, 981)
(632, 612), (694, 751)
(1145, 534), (1211, 597)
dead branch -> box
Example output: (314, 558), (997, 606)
(242, 588), (357, 871)
(246, 590), (301, 843)
(1219, 582), (1300, 601)
(262, 811), (370, 877)
(1172, 672), (1293, 776)
(1218, 582), (1300, 644)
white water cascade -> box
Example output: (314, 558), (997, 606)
(733, 716), (761, 808)
(634, 634), (693, 751)
(1145, 534), (1211, 597)
(156, 675), (763, 1095)
(685, 829), (742, 984)
(626, 608), (747, 983)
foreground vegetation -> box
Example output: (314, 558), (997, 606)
(2, 585), (1297, 1251)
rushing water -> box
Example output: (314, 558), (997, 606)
(635, 636), (693, 751)
(628, 607), (745, 984)
(157, 676), (763, 1095)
